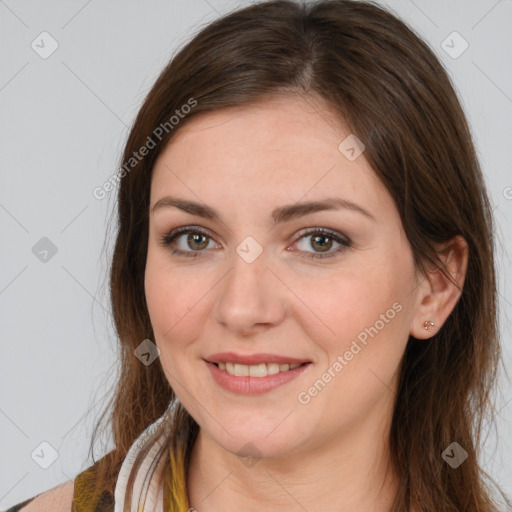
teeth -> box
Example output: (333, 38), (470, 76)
(249, 363), (267, 377)
(218, 362), (304, 377)
(267, 363), (280, 375)
(234, 363), (249, 377)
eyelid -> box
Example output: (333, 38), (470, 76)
(293, 227), (350, 245)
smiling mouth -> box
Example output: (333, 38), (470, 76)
(212, 362), (308, 377)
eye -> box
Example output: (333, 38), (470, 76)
(291, 228), (351, 260)
(159, 226), (219, 258)
(159, 226), (351, 260)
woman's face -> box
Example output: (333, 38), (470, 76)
(145, 95), (426, 460)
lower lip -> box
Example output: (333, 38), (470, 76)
(206, 361), (311, 395)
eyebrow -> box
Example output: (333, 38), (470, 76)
(151, 195), (376, 223)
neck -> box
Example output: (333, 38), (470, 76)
(186, 399), (400, 512)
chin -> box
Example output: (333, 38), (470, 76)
(203, 421), (302, 459)
(223, 436), (291, 461)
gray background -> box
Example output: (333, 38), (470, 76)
(1, 0), (511, 509)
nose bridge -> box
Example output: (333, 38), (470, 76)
(222, 238), (269, 306)
(213, 236), (284, 332)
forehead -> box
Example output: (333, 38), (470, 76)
(150, 95), (393, 219)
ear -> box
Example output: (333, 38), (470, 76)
(410, 235), (469, 340)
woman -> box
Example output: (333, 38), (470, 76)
(10, 0), (510, 510)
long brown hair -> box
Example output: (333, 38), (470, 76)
(87, 1), (510, 510)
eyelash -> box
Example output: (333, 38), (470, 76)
(158, 226), (351, 260)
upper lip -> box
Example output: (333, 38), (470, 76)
(206, 352), (311, 365)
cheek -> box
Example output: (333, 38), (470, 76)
(291, 258), (413, 369)
(293, 267), (394, 335)
(144, 266), (196, 390)
(144, 252), (196, 349)
(144, 249), (218, 378)
(291, 269), (410, 426)
(145, 261), (172, 333)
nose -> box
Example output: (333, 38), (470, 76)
(212, 247), (286, 336)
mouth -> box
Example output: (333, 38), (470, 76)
(205, 354), (312, 395)
(211, 361), (308, 377)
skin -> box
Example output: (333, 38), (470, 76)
(144, 94), (468, 512)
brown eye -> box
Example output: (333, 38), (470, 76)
(310, 234), (334, 252)
(186, 233), (209, 251)
(159, 226), (218, 258)
(292, 228), (351, 260)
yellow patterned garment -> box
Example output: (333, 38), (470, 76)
(70, 454), (115, 512)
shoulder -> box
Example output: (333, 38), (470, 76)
(6, 451), (118, 512)
(8, 480), (74, 512)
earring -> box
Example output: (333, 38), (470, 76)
(424, 320), (435, 331)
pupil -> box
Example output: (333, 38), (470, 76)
(312, 235), (331, 252)
(189, 234), (208, 250)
